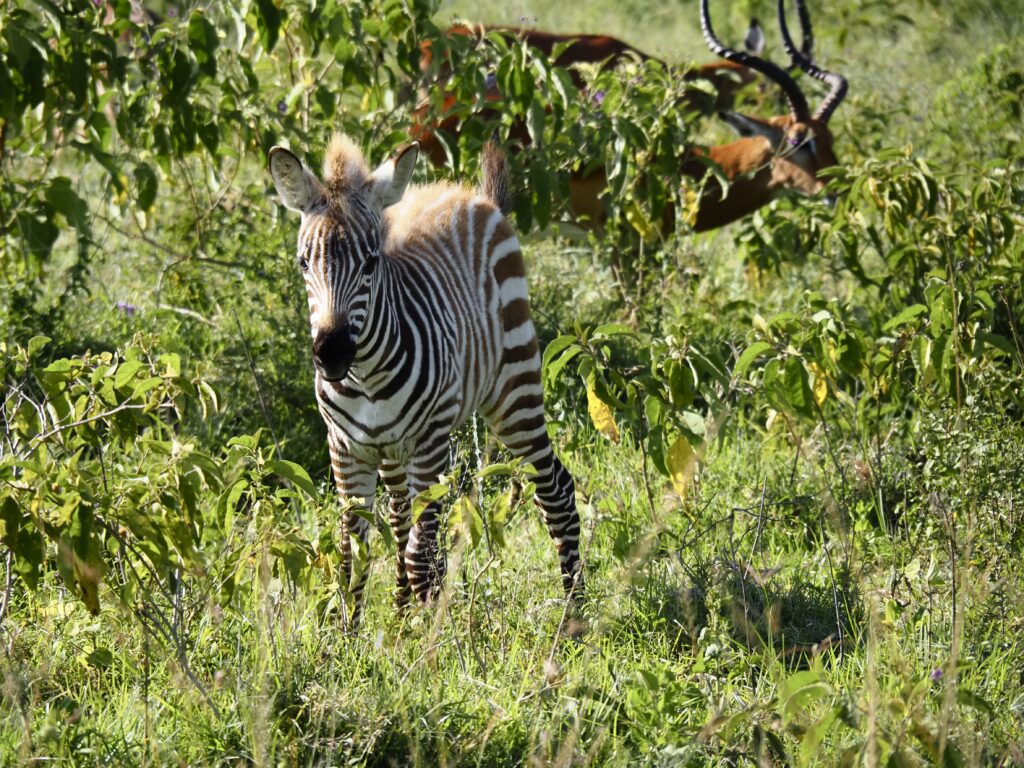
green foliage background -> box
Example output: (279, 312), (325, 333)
(0, 0), (1022, 764)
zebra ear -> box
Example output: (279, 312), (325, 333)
(269, 146), (323, 213)
(369, 143), (418, 211)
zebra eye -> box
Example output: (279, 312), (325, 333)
(362, 257), (377, 275)
(298, 256), (309, 271)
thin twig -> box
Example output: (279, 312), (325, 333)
(467, 553), (497, 676)
(231, 309), (282, 461)
(28, 402), (150, 449)
(748, 475), (769, 563)
(0, 551), (14, 625)
(818, 518), (845, 662)
(637, 425), (660, 526)
(154, 304), (216, 326)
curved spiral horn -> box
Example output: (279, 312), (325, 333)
(700, 0), (811, 122)
(777, 0), (848, 123)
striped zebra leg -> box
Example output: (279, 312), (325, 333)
(404, 435), (451, 603)
(379, 461), (413, 609)
(483, 409), (583, 600)
(328, 429), (377, 629)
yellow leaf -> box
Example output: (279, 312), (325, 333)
(666, 435), (697, 501)
(680, 185), (700, 228)
(623, 199), (659, 243)
(587, 386), (619, 443)
(808, 362), (828, 407)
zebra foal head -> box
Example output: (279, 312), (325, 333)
(269, 136), (418, 381)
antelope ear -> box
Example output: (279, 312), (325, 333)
(743, 18), (765, 55)
(368, 143), (419, 212)
(269, 146), (323, 213)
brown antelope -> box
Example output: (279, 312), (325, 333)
(412, 0), (847, 233)
(411, 21), (763, 168)
(680, 0), (848, 231)
(562, 0), (848, 232)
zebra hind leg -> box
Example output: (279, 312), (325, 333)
(405, 500), (447, 603)
(531, 451), (584, 601)
(483, 407), (583, 601)
(403, 442), (450, 603)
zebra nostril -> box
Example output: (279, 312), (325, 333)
(313, 324), (356, 381)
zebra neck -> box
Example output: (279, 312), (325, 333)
(347, 259), (408, 391)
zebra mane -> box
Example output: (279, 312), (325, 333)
(323, 134), (370, 203)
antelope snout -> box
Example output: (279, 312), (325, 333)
(312, 324), (356, 382)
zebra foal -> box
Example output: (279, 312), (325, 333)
(269, 136), (582, 625)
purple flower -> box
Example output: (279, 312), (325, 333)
(930, 667), (943, 682)
(277, 100), (287, 115)
(116, 301), (137, 317)
(519, 15), (536, 25)
(485, 72), (497, 90)
(167, 7), (178, 18)
(592, 89), (606, 106)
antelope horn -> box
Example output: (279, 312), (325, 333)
(700, 0), (810, 123)
(794, 0), (814, 61)
(778, 0), (848, 123)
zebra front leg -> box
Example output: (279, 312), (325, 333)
(340, 507), (372, 629)
(404, 438), (450, 603)
(329, 429), (377, 629)
(379, 461), (413, 609)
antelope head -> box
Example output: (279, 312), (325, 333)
(693, 0), (849, 228)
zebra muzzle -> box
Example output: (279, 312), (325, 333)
(312, 324), (357, 381)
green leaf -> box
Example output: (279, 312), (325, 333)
(133, 164), (158, 212)
(735, 341), (773, 376)
(255, 0), (284, 53)
(956, 688), (993, 715)
(114, 360), (145, 389)
(592, 323), (635, 339)
(665, 359), (694, 407)
(188, 12), (219, 78)
(781, 357), (815, 420)
(799, 705), (841, 768)
(412, 482), (450, 523)
(882, 303), (928, 332)
(17, 205), (59, 256)
(267, 460), (316, 497)
(84, 647), (114, 669)
(976, 330), (1014, 356)
(0, 498), (43, 589)
(45, 177), (89, 233)
(543, 335), (578, 369)
(477, 462), (516, 480)
(449, 496), (483, 548)
(543, 337), (582, 387)
(527, 99), (546, 146)
(159, 353), (181, 378)
(27, 336), (51, 358)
